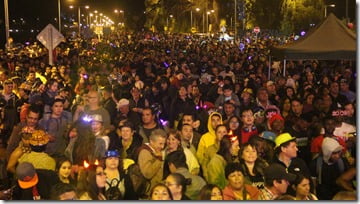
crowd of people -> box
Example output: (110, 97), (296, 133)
(0, 29), (356, 200)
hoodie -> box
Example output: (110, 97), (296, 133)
(196, 112), (223, 168)
(321, 137), (343, 165)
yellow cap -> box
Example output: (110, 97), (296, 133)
(274, 133), (296, 149)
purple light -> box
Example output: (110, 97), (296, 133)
(196, 106), (200, 110)
(160, 119), (168, 126)
(300, 31), (306, 36)
(82, 115), (92, 122)
(239, 43), (245, 51)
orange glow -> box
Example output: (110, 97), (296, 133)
(84, 160), (90, 168)
(229, 130), (233, 135)
(94, 159), (99, 166)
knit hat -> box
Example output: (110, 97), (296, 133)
(269, 114), (284, 127)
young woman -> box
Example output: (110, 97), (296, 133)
(164, 129), (200, 176)
(90, 114), (110, 160)
(149, 183), (173, 200)
(239, 143), (268, 189)
(77, 163), (107, 200)
(164, 173), (191, 200)
(198, 184), (223, 200)
(56, 157), (76, 185)
(226, 116), (241, 137)
(103, 150), (131, 200)
(291, 174), (318, 200)
(207, 135), (240, 189)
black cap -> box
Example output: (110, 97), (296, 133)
(264, 163), (297, 182)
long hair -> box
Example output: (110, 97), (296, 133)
(76, 165), (105, 200)
(217, 136), (234, 163)
(72, 121), (96, 164)
(239, 143), (266, 178)
(167, 173), (191, 196)
(199, 184), (223, 200)
(149, 183), (173, 200)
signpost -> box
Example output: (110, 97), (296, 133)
(37, 24), (64, 65)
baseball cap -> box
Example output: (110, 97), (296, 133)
(264, 163), (297, 182)
(117, 98), (129, 109)
(274, 133), (296, 149)
(104, 150), (120, 158)
(16, 162), (39, 189)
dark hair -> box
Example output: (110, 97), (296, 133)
(28, 103), (42, 116)
(217, 136), (235, 163)
(50, 183), (77, 200)
(224, 162), (244, 179)
(55, 156), (72, 172)
(167, 173), (191, 195)
(50, 98), (65, 107)
(240, 107), (253, 116)
(119, 121), (134, 130)
(76, 165), (104, 200)
(198, 184), (223, 200)
(166, 150), (188, 169)
(149, 183), (173, 200)
(290, 97), (303, 105)
(293, 174), (310, 187)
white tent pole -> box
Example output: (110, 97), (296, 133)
(283, 59), (286, 77)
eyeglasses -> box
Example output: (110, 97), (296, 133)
(96, 172), (106, 176)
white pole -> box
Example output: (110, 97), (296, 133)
(4, 0), (10, 48)
(283, 59), (286, 77)
(58, 0), (61, 33)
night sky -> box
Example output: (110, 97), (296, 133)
(0, 0), (357, 48)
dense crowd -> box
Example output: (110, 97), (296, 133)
(0, 29), (356, 200)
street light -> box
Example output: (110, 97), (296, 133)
(166, 14), (173, 32)
(324, 4), (335, 18)
(70, 4), (89, 36)
(206, 11), (210, 34)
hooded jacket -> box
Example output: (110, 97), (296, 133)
(196, 112), (222, 168)
(321, 137), (343, 165)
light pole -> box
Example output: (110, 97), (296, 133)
(70, 5), (89, 36)
(324, 4), (335, 18)
(195, 8), (200, 32)
(58, 0), (61, 32)
(166, 14), (173, 32)
(4, 0), (10, 48)
(234, 0), (237, 41)
(206, 11), (210, 34)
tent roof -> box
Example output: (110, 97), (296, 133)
(271, 13), (356, 60)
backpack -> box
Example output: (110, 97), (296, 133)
(105, 178), (122, 200)
(126, 163), (151, 199)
